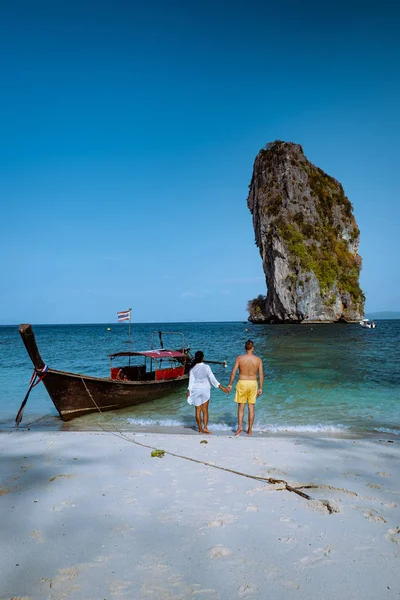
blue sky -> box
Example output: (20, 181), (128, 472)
(0, 0), (399, 324)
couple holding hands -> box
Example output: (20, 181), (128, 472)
(186, 340), (264, 436)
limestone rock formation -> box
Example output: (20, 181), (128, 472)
(247, 141), (365, 323)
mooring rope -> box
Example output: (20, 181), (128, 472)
(15, 366), (49, 426)
(79, 377), (312, 501)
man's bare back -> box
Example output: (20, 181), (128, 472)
(236, 354), (262, 380)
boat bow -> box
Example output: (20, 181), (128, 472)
(19, 324), (46, 371)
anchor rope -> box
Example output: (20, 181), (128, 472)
(79, 376), (312, 501)
(16, 365), (49, 426)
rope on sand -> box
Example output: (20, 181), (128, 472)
(80, 377), (312, 501)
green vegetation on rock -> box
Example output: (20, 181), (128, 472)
(246, 295), (267, 320)
(274, 220), (364, 304)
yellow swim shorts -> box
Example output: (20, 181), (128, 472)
(234, 380), (258, 404)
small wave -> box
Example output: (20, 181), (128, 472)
(126, 417), (185, 428)
(256, 424), (351, 433)
(126, 418), (235, 431)
(373, 427), (400, 436)
(126, 417), (351, 434)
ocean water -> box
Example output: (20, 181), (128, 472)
(0, 321), (399, 436)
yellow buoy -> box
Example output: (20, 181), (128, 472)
(107, 328), (111, 331)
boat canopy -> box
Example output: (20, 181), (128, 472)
(109, 349), (188, 360)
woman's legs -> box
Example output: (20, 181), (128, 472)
(195, 406), (203, 433)
(201, 400), (210, 434)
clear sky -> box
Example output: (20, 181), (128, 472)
(0, 0), (399, 324)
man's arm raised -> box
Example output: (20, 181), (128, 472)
(257, 359), (264, 396)
(227, 357), (239, 392)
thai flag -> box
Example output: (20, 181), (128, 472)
(117, 309), (131, 322)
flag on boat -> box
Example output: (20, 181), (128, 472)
(117, 309), (131, 322)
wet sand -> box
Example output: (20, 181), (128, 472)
(1, 430), (399, 599)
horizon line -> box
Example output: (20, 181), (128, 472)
(0, 320), (251, 326)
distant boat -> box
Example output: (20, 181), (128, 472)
(359, 318), (376, 329)
(17, 324), (192, 422)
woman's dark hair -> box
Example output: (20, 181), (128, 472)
(191, 350), (204, 369)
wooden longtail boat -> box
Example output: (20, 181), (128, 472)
(18, 324), (192, 421)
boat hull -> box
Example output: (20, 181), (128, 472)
(42, 369), (188, 420)
(18, 323), (189, 422)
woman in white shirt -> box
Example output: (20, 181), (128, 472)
(186, 350), (228, 434)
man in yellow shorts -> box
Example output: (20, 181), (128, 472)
(227, 340), (264, 436)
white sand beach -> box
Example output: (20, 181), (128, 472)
(1, 430), (399, 599)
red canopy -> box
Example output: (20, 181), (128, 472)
(109, 349), (187, 360)
(137, 349), (187, 359)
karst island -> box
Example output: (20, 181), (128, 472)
(247, 140), (365, 323)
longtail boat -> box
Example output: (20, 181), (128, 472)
(17, 324), (193, 422)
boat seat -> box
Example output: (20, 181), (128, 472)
(119, 365), (146, 381)
(111, 365), (147, 381)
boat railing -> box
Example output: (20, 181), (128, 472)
(151, 330), (185, 352)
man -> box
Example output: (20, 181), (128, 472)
(227, 340), (264, 436)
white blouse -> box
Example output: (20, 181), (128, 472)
(187, 363), (220, 406)
(189, 363), (220, 391)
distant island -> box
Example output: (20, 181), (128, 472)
(366, 311), (400, 320)
(247, 141), (364, 324)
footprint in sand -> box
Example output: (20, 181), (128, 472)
(238, 582), (259, 596)
(207, 514), (237, 528)
(298, 546), (334, 568)
(276, 580), (300, 590)
(366, 483), (381, 489)
(111, 524), (134, 536)
(385, 528), (400, 544)
(124, 496), (138, 505)
(263, 565), (280, 580)
(52, 501), (75, 512)
(264, 468), (289, 476)
(376, 472), (391, 477)
(208, 545), (232, 559)
(279, 536), (296, 544)
(263, 566), (299, 589)
(362, 508), (386, 524)
(29, 530), (45, 543)
(110, 579), (134, 595)
(41, 566), (80, 596)
(225, 485), (237, 493)
(279, 516), (300, 529)
(206, 475), (221, 484)
(245, 504), (259, 513)
(246, 486), (268, 496)
(191, 586), (219, 597)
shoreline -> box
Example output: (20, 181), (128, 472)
(64, 422), (400, 442)
(1, 416), (399, 441)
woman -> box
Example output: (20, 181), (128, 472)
(186, 350), (228, 434)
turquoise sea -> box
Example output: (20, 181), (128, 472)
(0, 322), (399, 436)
